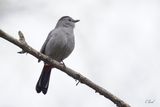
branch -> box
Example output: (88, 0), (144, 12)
(0, 29), (131, 107)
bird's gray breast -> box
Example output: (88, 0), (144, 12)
(44, 28), (75, 62)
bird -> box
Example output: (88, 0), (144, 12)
(36, 16), (79, 94)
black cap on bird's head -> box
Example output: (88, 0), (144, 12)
(56, 16), (80, 28)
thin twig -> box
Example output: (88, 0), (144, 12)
(0, 29), (131, 107)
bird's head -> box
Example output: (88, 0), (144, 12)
(56, 16), (79, 28)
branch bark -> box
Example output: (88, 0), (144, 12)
(0, 29), (131, 107)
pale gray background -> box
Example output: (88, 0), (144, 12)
(0, 0), (160, 107)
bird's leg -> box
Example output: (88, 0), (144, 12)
(61, 61), (66, 69)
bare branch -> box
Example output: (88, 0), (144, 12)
(0, 29), (131, 107)
(18, 31), (26, 43)
(17, 31), (27, 54)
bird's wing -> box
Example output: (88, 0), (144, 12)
(38, 30), (54, 62)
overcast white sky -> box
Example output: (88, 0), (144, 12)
(0, 0), (160, 107)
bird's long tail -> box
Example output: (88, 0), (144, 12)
(36, 65), (52, 94)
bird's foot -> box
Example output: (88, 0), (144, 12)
(61, 61), (66, 69)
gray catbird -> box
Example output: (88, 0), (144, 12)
(36, 16), (79, 94)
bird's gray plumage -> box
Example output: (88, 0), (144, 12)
(40, 27), (75, 61)
(36, 16), (79, 94)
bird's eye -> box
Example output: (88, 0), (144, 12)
(68, 19), (72, 22)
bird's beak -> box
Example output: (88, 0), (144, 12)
(73, 19), (80, 23)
